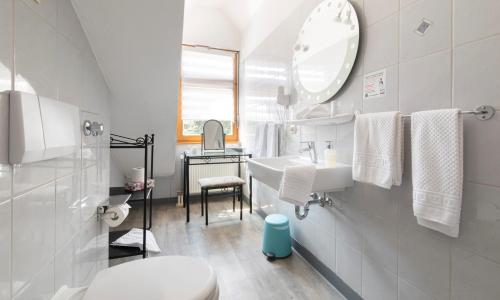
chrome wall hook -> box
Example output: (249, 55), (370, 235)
(83, 120), (104, 136)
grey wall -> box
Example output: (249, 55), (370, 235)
(0, 0), (112, 299)
(240, 0), (500, 299)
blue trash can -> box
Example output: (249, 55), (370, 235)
(262, 214), (292, 261)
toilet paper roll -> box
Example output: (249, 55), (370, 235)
(103, 204), (130, 227)
(130, 167), (145, 183)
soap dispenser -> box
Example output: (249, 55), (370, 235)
(324, 140), (337, 167)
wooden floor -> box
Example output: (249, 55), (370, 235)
(110, 197), (345, 300)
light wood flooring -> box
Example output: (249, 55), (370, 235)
(110, 197), (345, 300)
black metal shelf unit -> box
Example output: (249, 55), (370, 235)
(109, 133), (155, 259)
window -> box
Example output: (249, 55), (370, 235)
(177, 45), (239, 144)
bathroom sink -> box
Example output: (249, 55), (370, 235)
(247, 156), (353, 193)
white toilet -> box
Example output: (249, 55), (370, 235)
(53, 256), (219, 300)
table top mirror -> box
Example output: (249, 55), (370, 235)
(201, 119), (225, 152)
(292, 0), (360, 104)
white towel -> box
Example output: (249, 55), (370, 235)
(254, 123), (268, 158)
(266, 123), (282, 157)
(279, 165), (316, 206)
(352, 111), (404, 189)
(411, 109), (463, 238)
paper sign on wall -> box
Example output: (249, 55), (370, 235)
(363, 69), (386, 99)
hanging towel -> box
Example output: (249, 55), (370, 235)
(352, 111), (404, 189)
(411, 109), (463, 238)
(254, 123), (268, 158)
(279, 165), (316, 206)
(266, 123), (282, 157)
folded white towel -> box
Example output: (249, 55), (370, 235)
(411, 109), (463, 238)
(279, 164), (316, 206)
(352, 111), (404, 189)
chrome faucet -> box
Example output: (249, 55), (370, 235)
(299, 141), (318, 163)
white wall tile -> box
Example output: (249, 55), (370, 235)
(57, 0), (90, 53)
(363, 214), (398, 273)
(400, 0), (418, 9)
(21, 0), (57, 28)
(398, 227), (451, 300)
(55, 175), (81, 251)
(15, 0), (58, 99)
(55, 236), (79, 291)
(400, 0), (452, 62)
(453, 0), (500, 46)
(13, 160), (57, 196)
(451, 247), (500, 300)
(12, 184), (55, 296)
(0, 200), (11, 300)
(361, 184), (398, 222)
(364, 0), (399, 26)
(57, 34), (83, 107)
(56, 150), (81, 179)
(13, 261), (54, 300)
(96, 219), (109, 271)
(455, 183), (500, 264)
(77, 218), (98, 285)
(335, 123), (354, 164)
(463, 115), (500, 187)
(333, 204), (364, 251)
(336, 239), (362, 294)
(80, 165), (98, 222)
(398, 278), (434, 300)
(0, 0), (12, 93)
(453, 35), (500, 111)
(333, 75), (363, 115)
(364, 14), (399, 73)
(399, 50), (452, 113)
(362, 255), (397, 300)
(0, 165), (11, 201)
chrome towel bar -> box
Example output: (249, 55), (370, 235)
(400, 105), (495, 121)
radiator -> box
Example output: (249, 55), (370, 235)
(187, 158), (240, 194)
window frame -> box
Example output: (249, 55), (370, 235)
(177, 44), (239, 144)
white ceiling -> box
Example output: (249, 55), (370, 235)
(185, 0), (263, 32)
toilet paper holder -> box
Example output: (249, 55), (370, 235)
(97, 206), (119, 221)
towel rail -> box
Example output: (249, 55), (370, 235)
(399, 105), (495, 121)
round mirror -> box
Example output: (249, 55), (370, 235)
(293, 0), (360, 104)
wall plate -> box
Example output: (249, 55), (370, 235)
(415, 18), (433, 36)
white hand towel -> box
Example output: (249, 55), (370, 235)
(254, 123), (268, 158)
(279, 165), (316, 206)
(266, 123), (282, 157)
(411, 109), (463, 238)
(352, 111), (404, 189)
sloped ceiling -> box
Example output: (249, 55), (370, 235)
(185, 0), (263, 33)
(72, 0), (185, 176)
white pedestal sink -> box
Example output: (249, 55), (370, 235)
(247, 156), (353, 193)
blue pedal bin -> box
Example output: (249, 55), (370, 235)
(262, 214), (292, 261)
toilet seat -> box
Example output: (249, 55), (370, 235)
(65, 256), (218, 300)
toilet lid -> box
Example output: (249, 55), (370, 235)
(83, 256), (218, 300)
